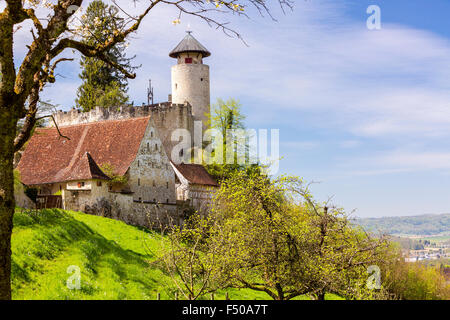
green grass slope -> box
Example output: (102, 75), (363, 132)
(11, 208), (342, 300)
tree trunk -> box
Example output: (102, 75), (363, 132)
(0, 107), (17, 300)
(317, 291), (325, 300)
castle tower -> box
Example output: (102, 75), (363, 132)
(169, 31), (211, 130)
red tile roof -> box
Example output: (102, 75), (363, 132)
(172, 162), (218, 186)
(17, 117), (150, 185)
(64, 152), (111, 182)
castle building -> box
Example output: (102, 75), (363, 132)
(16, 32), (218, 228)
(169, 31), (211, 131)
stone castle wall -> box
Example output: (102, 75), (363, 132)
(49, 103), (197, 228)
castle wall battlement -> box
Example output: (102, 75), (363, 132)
(52, 102), (192, 127)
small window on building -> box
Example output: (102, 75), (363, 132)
(78, 182), (84, 188)
(166, 199), (169, 203)
(153, 198), (156, 203)
(153, 180), (156, 187)
(97, 181), (102, 187)
(200, 78), (203, 81)
(137, 160), (140, 168)
(151, 131), (153, 138)
(59, 185), (62, 191)
(109, 186), (112, 191)
(155, 144), (158, 151)
(166, 182), (169, 189)
(180, 149), (184, 157)
(175, 83), (177, 90)
(138, 197), (142, 202)
(138, 178), (140, 186)
(185, 57), (192, 64)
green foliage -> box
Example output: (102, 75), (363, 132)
(76, 80), (128, 112)
(75, 0), (137, 112)
(380, 247), (450, 300)
(99, 163), (127, 187)
(149, 214), (223, 300)
(196, 170), (390, 300)
(206, 98), (246, 134)
(204, 98), (259, 182)
(13, 169), (22, 191)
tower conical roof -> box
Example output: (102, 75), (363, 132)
(169, 31), (211, 58)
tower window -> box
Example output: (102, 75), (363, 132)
(138, 178), (140, 186)
(185, 57), (192, 64)
(200, 78), (203, 81)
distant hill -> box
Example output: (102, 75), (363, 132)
(353, 213), (450, 236)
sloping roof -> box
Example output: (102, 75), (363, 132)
(17, 117), (150, 185)
(169, 32), (211, 58)
(171, 162), (218, 186)
(63, 152), (111, 182)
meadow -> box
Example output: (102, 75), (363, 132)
(11, 208), (342, 300)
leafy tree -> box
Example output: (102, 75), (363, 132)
(0, 0), (291, 300)
(75, 0), (136, 111)
(148, 213), (224, 300)
(380, 248), (450, 300)
(204, 98), (259, 181)
(204, 170), (389, 300)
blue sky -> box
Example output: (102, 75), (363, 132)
(12, 0), (450, 218)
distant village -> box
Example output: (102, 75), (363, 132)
(404, 238), (449, 262)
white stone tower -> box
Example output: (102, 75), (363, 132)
(169, 31), (211, 130)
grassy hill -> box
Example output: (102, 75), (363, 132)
(12, 208), (342, 300)
(354, 213), (450, 237)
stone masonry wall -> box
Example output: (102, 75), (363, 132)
(127, 118), (177, 204)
